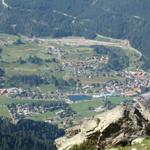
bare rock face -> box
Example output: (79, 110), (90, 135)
(55, 103), (150, 150)
(131, 138), (145, 145)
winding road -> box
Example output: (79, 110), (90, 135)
(2, 0), (9, 8)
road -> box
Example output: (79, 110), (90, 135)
(33, 36), (142, 57)
(2, 0), (9, 8)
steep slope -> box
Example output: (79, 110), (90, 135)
(0, 118), (65, 150)
(0, 0), (150, 66)
(55, 101), (150, 150)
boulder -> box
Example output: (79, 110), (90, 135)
(131, 137), (145, 145)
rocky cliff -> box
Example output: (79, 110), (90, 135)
(55, 100), (150, 150)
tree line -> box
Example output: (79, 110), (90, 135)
(0, 118), (65, 150)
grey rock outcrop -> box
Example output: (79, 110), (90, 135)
(55, 102), (150, 150)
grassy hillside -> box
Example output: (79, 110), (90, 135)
(0, 0), (150, 66)
(0, 34), (143, 90)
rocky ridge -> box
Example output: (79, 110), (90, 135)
(55, 99), (150, 150)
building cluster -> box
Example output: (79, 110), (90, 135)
(63, 56), (109, 78)
(0, 87), (60, 100)
(0, 88), (23, 96)
(75, 71), (150, 98)
(8, 104), (45, 120)
(7, 102), (71, 121)
(0, 71), (149, 100)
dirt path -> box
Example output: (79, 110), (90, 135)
(36, 37), (142, 57)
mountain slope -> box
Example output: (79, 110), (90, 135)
(0, 0), (150, 66)
(0, 118), (65, 150)
(56, 101), (150, 150)
(0, 34), (143, 89)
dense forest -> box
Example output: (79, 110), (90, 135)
(0, 118), (64, 150)
(0, 0), (150, 66)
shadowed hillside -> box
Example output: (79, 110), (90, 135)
(0, 118), (65, 150)
(0, 0), (150, 66)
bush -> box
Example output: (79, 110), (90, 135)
(0, 68), (5, 77)
(28, 56), (43, 65)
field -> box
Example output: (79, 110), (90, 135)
(79, 76), (124, 84)
(31, 111), (56, 121)
(71, 99), (102, 118)
(71, 96), (128, 118)
(0, 95), (130, 121)
(0, 106), (10, 118)
(0, 95), (63, 121)
(0, 95), (56, 105)
(0, 34), (142, 81)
